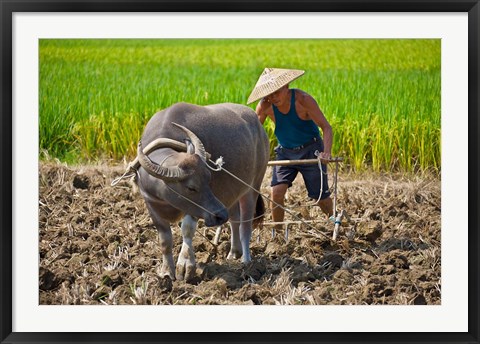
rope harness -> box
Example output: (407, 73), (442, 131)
(111, 149), (343, 242)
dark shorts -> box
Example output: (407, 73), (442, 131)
(271, 140), (331, 200)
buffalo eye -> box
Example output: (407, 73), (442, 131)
(186, 185), (198, 193)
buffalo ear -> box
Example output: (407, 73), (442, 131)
(172, 122), (207, 162)
(185, 139), (195, 155)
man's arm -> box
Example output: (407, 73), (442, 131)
(304, 95), (333, 160)
(255, 98), (274, 125)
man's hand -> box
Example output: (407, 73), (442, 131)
(317, 151), (332, 164)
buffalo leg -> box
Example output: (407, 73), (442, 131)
(227, 203), (243, 260)
(176, 215), (197, 282)
(144, 201), (175, 279)
(238, 193), (256, 263)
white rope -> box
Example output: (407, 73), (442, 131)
(111, 168), (136, 186)
(163, 159), (265, 225)
(110, 154), (175, 186)
(207, 158), (333, 240)
(206, 156), (225, 172)
(112, 151), (335, 241)
(163, 183), (221, 217)
(295, 150), (330, 208)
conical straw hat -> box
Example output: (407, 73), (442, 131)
(247, 68), (305, 104)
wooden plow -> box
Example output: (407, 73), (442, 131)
(112, 139), (350, 243)
(262, 156), (349, 242)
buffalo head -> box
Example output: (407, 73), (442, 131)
(136, 123), (228, 227)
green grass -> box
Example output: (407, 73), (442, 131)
(39, 39), (440, 173)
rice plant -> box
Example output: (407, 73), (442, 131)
(39, 39), (440, 173)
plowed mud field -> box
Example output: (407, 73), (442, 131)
(39, 162), (441, 305)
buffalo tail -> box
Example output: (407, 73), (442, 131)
(252, 195), (265, 228)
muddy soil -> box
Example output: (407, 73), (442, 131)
(39, 162), (441, 305)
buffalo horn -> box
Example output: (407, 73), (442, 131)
(172, 122), (207, 162)
(136, 140), (189, 181)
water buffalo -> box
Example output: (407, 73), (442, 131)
(134, 102), (269, 281)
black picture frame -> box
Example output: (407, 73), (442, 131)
(1, 1), (479, 343)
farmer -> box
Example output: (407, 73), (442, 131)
(247, 68), (334, 228)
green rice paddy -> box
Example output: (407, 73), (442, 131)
(39, 39), (440, 172)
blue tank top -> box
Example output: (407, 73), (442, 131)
(273, 89), (321, 149)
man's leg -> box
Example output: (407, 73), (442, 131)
(271, 183), (289, 230)
(300, 155), (333, 218)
